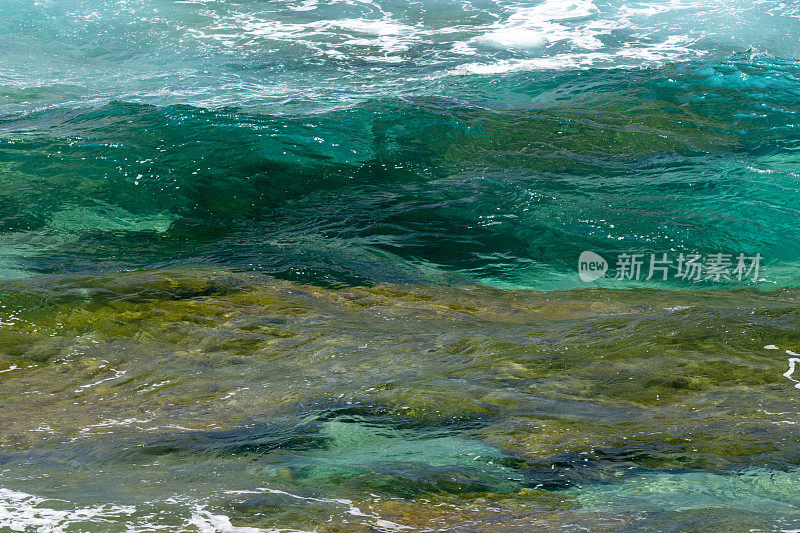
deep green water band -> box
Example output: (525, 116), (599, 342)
(2, 61), (800, 289)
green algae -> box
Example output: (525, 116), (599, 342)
(2, 268), (800, 530)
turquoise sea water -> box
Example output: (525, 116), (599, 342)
(1, 0), (800, 531)
(1, 0), (799, 289)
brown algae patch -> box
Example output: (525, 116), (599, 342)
(1, 269), (799, 445)
(1, 268), (800, 529)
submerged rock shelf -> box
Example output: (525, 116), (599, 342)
(1, 268), (799, 530)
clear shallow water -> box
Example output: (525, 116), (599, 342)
(2, 270), (800, 531)
(1, 0), (800, 530)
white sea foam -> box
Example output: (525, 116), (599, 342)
(477, 0), (600, 50)
(0, 488), (322, 532)
(784, 350), (800, 389)
(73, 368), (127, 394)
(2, 0), (798, 112)
(189, 507), (273, 533)
(0, 488), (135, 533)
(455, 0), (713, 74)
(221, 487), (409, 531)
(0, 484), (408, 532)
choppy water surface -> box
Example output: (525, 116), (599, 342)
(1, 0), (800, 530)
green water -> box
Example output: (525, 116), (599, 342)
(3, 68), (800, 289)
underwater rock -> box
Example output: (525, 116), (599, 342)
(2, 269), (800, 530)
